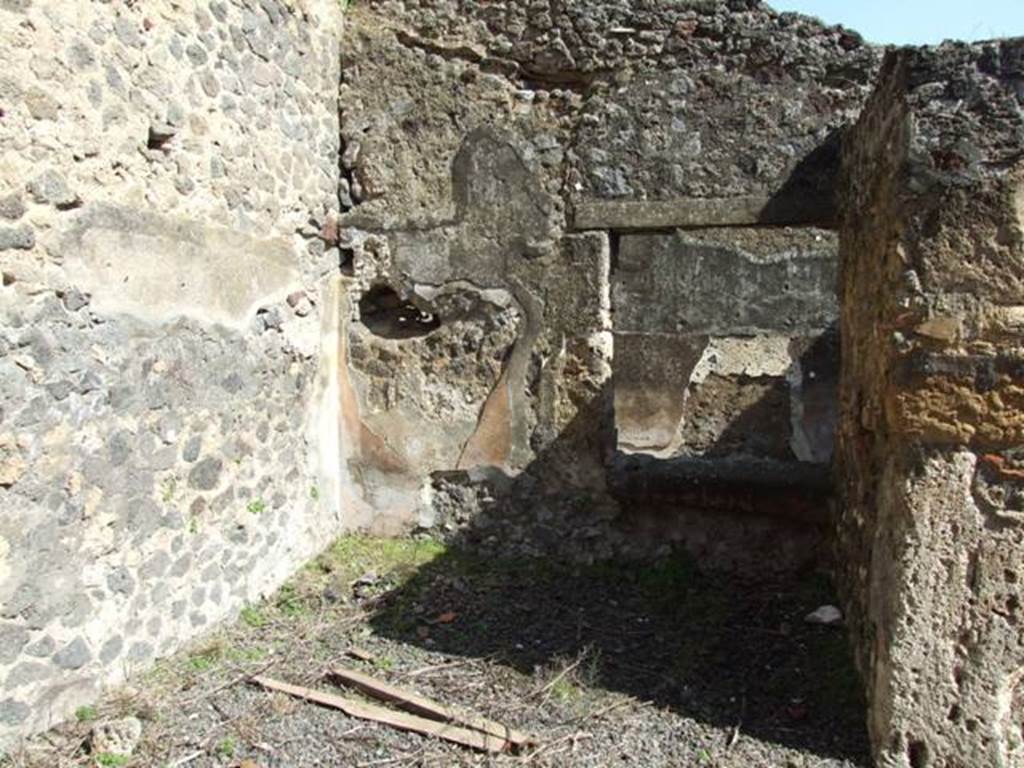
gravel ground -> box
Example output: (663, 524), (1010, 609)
(2, 537), (869, 768)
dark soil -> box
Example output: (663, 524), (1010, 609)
(2, 536), (869, 768)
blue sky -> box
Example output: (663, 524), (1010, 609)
(768, 0), (1024, 45)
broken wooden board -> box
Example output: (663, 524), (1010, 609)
(329, 665), (536, 748)
(252, 676), (511, 754)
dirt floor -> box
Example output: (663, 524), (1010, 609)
(1, 536), (870, 768)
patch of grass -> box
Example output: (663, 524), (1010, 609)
(319, 535), (447, 584)
(187, 640), (225, 672)
(247, 498), (266, 515)
(217, 736), (236, 759)
(225, 646), (268, 663)
(240, 605), (268, 628)
(94, 754), (130, 767)
(188, 655), (216, 672)
(160, 476), (176, 503)
(310, 485), (320, 500)
(540, 648), (602, 706)
(548, 676), (582, 703)
(188, 515), (200, 535)
(275, 584), (307, 617)
(75, 705), (98, 722)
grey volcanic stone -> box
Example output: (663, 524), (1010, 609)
(185, 43), (208, 66)
(24, 87), (58, 120)
(182, 435), (202, 462)
(188, 457), (222, 490)
(61, 289), (89, 311)
(52, 637), (90, 670)
(199, 70), (220, 98)
(0, 624), (29, 664)
(167, 35), (184, 60)
(170, 553), (192, 578)
(24, 636), (55, 658)
(141, 552), (172, 579)
(220, 373), (244, 393)
(66, 41), (95, 70)
(5, 662), (51, 688)
(28, 170), (78, 208)
(0, 699), (30, 726)
(45, 380), (72, 401)
(113, 17), (143, 48)
(107, 431), (132, 467)
(0, 226), (35, 251)
(99, 636), (123, 664)
(106, 567), (135, 596)
(127, 642), (152, 661)
(0, 193), (25, 220)
(105, 64), (124, 91)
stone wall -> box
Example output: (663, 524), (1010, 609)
(837, 41), (1024, 766)
(612, 228), (838, 463)
(337, 0), (877, 570)
(9, 1), (1019, 761)
(0, 0), (342, 743)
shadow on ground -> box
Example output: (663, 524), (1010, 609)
(367, 544), (869, 764)
(356, 369), (869, 764)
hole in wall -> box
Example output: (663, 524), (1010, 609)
(908, 739), (930, 768)
(147, 125), (175, 151)
(1007, 595), (1021, 617)
(358, 284), (440, 340)
(339, 247), (355, 276)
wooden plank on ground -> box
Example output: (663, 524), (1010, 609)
(253, 676), (510, 754)
(329, 666), (536, 748)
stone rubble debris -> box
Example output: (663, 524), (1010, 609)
(803, 605), (843, 626)
(90, 716), (143, 758)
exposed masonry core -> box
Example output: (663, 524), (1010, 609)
(0, 1), (1021, 765)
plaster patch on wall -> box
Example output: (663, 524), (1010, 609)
(614, 229), (838, 337)
(64, 208), (301, 330)
(690, 336), (793, 386)
(614, 334), (707, 454)
(617, 335), (826, 462)
(309, 276), (345, 534)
